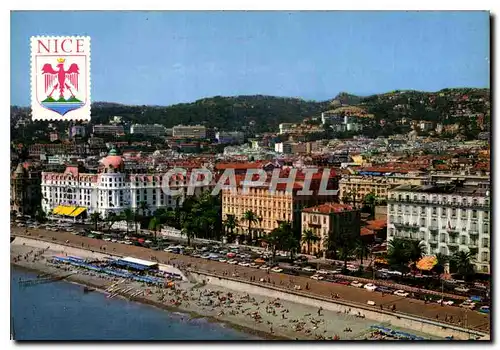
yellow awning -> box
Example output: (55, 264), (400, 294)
(52, 206), (65, 215)
(69, 207), (87, 217)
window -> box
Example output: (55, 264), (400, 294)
(482, 238), (489, 248)
(472, 210), (477, 219)
(432, 207), (437, 215)
(451, 208), (456, 217)
(481, 252), (489, 262)
(420, 207), (425, 215)
(483, 223), (489, 233)
(420, 218), (426, 226)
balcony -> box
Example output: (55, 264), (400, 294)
(387, 197), (490, 210)
(448, 240), (459, 247)
(469, 242), (478, 248)
(469, 230), (479, 237)
(429, 227), (439, 234)
(394, 222), (420, 231)
(429, 237), (439, 244)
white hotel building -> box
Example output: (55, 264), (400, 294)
(387, 182), (491, 274)
(41, 149), (211, 218)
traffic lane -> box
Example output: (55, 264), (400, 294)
(12, 226), (489, 332)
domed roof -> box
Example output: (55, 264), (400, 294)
(100, 148), (124, 169)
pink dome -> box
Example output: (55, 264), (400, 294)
(100, 155), (124, 169)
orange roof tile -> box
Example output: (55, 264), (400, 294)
(302, 203), (354, 214)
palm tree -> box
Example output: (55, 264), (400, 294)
(90, 212), (101, 231)
(451, 250), (475, 280)
(363, 192), (377, 218)
(139, 201), (150, 217)
(301, 229), (320, 255)
(121, 208), (134, 235)
(408, 240), (426, 270)
(338, 245), (353, 270)
(349, 190), (358, 208)
(354, 239), (369, 266)
(106, 212), (118, 232)
(148, 216), (162, 242)
(223, 214), (238, 242)
(387, 238), (411, 274)
(243, 210), (259, 244)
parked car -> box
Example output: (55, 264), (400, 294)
(218, 258), (227, 263)
(454, 286), (470, 293)
(364, 283), (377, 292)
(311, 274), (324, 280)
(376, 286), (393, 293)
(350, 281), (363, 288)
(260, 265), (270, 271)
(239, 262), (251, 267)
(394, 290), (409, 297)
(302, 267), (316, 272)
(436, 299), (454, 306)
(249, 263), (259, 268)
(316, 269), (330, 275)
(228, 260), (238, 265)
(478, 306), (490, 314)
(460, 300), (476, 309)
(271, 267), (283, 273)
(336, 280), (350, 285)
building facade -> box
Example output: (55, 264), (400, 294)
(387, 182), (491, 274)
(215, 131), (245, 144)
(339, 172), (425, 203)
(130, 124), (167, 138)
(92, 124), (125, 136)
(11, 163), (42, 216)
(41, 149), (211, 218)
(301, 203), (360, 256)
(172, 125), (207, 139)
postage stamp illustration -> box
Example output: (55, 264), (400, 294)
(30, 36), (91, 121)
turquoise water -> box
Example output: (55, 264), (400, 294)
(11, 268), (258, 340)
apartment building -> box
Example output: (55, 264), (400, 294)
(215, 131), (245, 144)
(387, 182), (491, 274)
(339, 171), (425, 203)
(221, 171), (338, 237)
(172, 125), (207, 139)
(92, 124), (125, 136)
(11, 163), (42, 216)
(301, 203), (360, 256)
(130, 124), (167, 138)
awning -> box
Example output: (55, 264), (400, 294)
(69, 207), (87, 217)
(52, 206), (65, 215)
(59, 206), (77, 216)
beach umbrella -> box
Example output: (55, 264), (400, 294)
(416, 256), (437, 271)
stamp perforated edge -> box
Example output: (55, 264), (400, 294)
(30, 36), (91, 122)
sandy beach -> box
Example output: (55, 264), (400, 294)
(11, 240), (443, 341)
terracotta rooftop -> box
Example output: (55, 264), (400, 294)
(360, 227), (375, 236)
(302, 203), (354, 214)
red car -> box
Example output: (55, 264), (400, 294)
(336, 280), (350, 285)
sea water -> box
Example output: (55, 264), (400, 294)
(11, 267), (258, 340)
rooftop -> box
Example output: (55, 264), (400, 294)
(389, 183), (489, 197)
(302, 203), (354, 214)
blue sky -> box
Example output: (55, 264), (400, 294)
(11, 11), (490, 106)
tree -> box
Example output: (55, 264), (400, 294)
(223, 214), (238, 242)
(34, 208), (47, 223)
(354, 239), (369, 266)
(338, 245), (354, 270)
(363, 192), (377, 218)
(341, 192), (351, 205)
(301, 229), (320, 255)
(387, 238), (411, 274)
(90, 212), (101, 231)
(106, 212), (118, 232)
(243, 210), (259, 244)
(148, 216), (162, 242)
(408, 240), (426, 273)
(451, 250), (475, 280)
(139, 201), (150, 217)
(121, 208), (134, 235)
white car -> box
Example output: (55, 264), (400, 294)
(124, 241), (133, 245)
(271, 267), (283, 273)
(317, 269), (330, 275)
(454, 286), (470, 293)
(310, 274), (324, 280)
(239, 262), (251, 267)
(228, 260), (238, 265)
(145, 240), (152, 244)
(218, 258), (227, 263)
(350, 281), (363, 288)
(364, 283), (377, 292)
(460, 300), (476, 309)
(103, 238), (111, 242)
(302, 267), (316, 272)
(260, 265), (270, 271)
(250, 263), (260, 268)
(111, 239), (118, 243)
(436, 299), (454, 306)
(394, 290), (409, 297)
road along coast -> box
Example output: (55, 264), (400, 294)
(11, 229), (490, 340)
